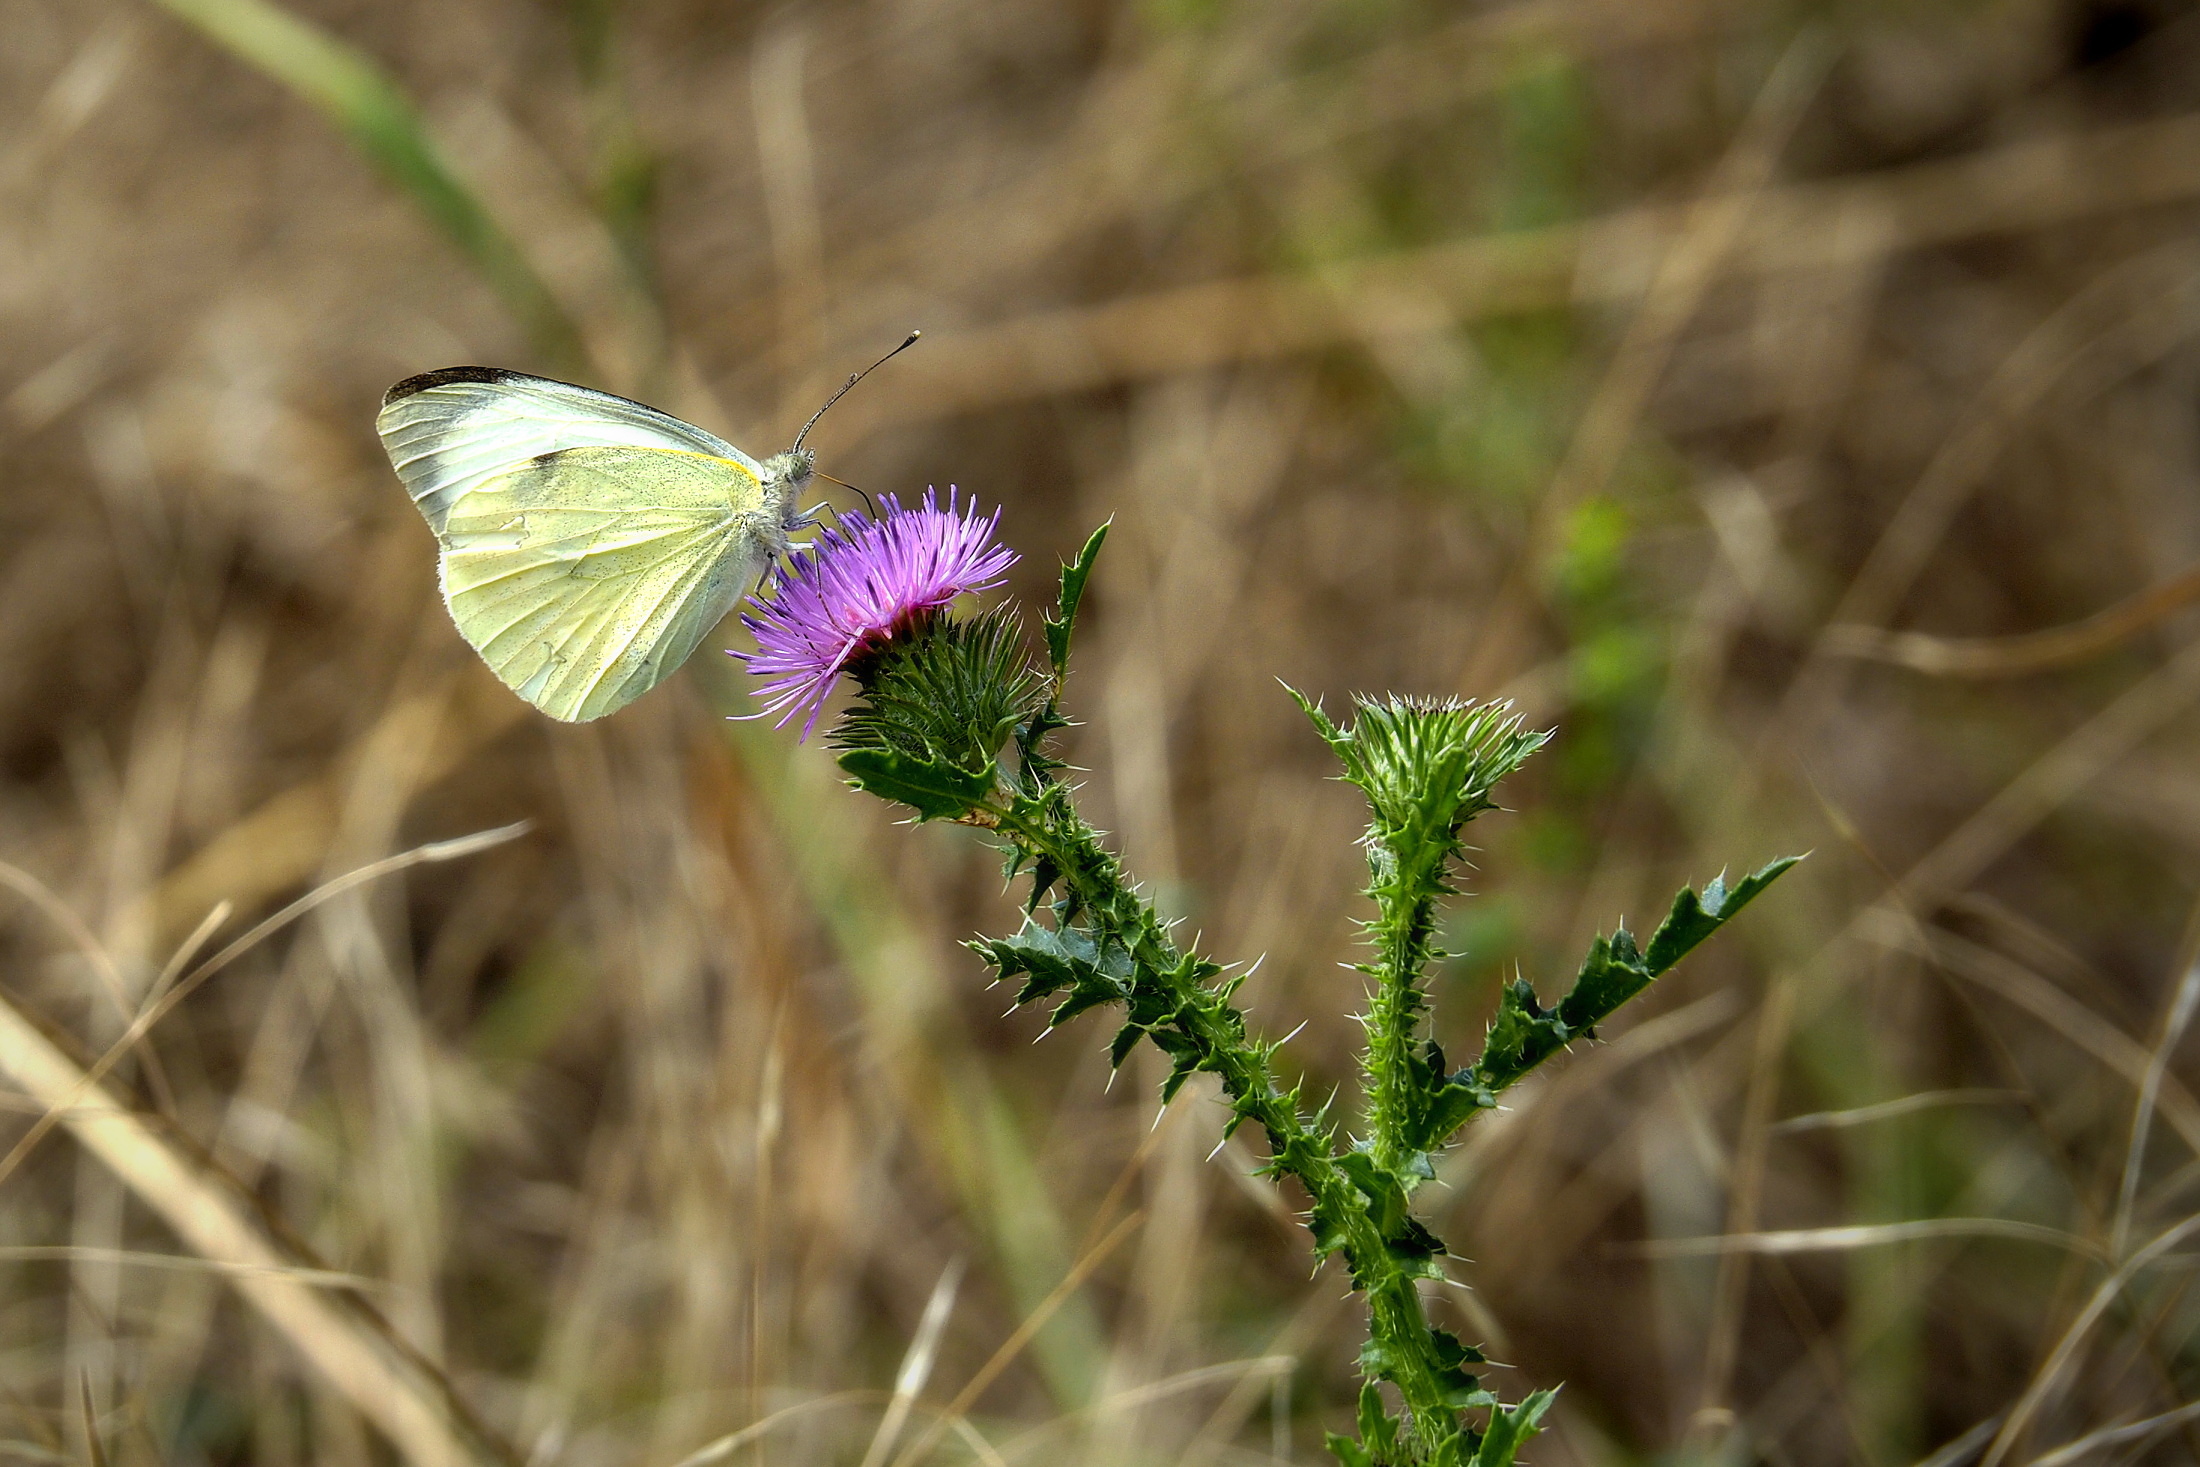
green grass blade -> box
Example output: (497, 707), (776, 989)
(151, 0), (592, 375)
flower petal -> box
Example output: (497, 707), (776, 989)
(733, 488), (1017, 736)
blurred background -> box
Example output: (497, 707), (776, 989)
(6, 0), (2200, 1463)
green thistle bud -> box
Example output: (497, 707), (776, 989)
(831, 606), (1044, 822)
(1297, 693), (1550, 880)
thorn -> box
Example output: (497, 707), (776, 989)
(1278, 1020), (1309, 1047)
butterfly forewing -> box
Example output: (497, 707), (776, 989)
(376, 368), (781, 722)
(378, 367), (761, 532)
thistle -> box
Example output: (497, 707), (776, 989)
(733, 486), (1017, 737)
(736, 502), (1799, 1467)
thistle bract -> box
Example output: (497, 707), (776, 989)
(734, 487), (1016, 736)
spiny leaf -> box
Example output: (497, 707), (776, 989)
(1428, 1326), (1495, 1410)
(1337, 1151), (1405, 1235)
(1546, 928), (1651, 1040)
(1462, 857), (1804, 1104)
(1107, 1021), (1144, 1069)
(1471, 978), (1577, 1093)
(969, 919), (1132, 1025)
(1357, 1383), (1401, 1462)
(1470, 1389), (1557, 1467)
(1430, 1327), (1486, 1370)
(1358, 1339), (1492, 1412)
(837, 747), (997, 822)
(1642, 855), (1802, 974)
(1045, 519), (1110, 680)
(1556, 856), (1804, 1036)
(1023, 854), (1063, 913)
(1325, 1433), (1375, 1467)
(1397, 1039), (1495, 1160)
(1335, 1151), (1445, 1280)
(1286, 684), (1350, 756)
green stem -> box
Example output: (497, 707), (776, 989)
(1362, 853), (1446, 1183)
(993, 794), (1468, 1439)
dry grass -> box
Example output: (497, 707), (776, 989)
(7, 0), (2200, 1463)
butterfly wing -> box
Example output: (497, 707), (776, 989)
(377, 366), (763, 532)
(376, 370), (775, 722)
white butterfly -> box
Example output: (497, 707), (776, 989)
(376, 338), (913, 722)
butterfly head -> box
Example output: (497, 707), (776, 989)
(759, 448), (817, 529)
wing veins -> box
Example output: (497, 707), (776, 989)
(563, 527), (744, 713)
(465, 521), (730, 654)
(449, 514), (731, 596)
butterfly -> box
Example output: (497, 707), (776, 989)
(376, 337), (914, 722)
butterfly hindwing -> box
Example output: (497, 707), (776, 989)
(439, 445), (774, 722)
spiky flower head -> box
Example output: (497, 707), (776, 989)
(734, 487), (1017, 737)
(1293, 693), (1550, 872)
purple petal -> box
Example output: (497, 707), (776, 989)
(733, 487), (1017, 736)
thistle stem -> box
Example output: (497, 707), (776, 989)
(992, 795), (1468, 1438)
(1362, 857), (1446, 1183)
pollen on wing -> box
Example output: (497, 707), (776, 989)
(732, 487), (1016, 737)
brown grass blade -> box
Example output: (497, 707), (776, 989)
(0, 823), (531, 1193)
(1824, 561), (2200, 677)
(844, 111), (2200, 435)
(0, 990), (488, 1467)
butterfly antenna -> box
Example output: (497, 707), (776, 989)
(790, 330), (921, 452)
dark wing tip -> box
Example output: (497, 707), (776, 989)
(382, 366), (518, 408)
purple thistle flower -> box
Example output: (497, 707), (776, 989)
(734, 487), (1017, 737)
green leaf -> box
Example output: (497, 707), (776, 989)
(1325, 1434), (1375, 1467)
(1465, 857), (1803, 1100)
(1287, 684), (1351, 757)
(1356, 1383), (1400, 1462)
(1357, 1336), (1491, 1415)
(1547, 928), (1651, 1038)
(1472, 978), (1576, 1093)
(837, 747), (997, 821)
(1398, 1039), (1495, 1158)
(1430, 1327), (1486, 1370)
(1334, 1150), (1446, 1281)
(1308, 1207), (1352, 1262)
(1429, 1430), (1474, 1467)
(1471, 1389), (1557, 1467)
(1556, 856), (1803, 1036)
(1337, 1151), (1406, 1238)
(1426, 1328), (1494, 1410)
(1642, 855), (1802, 974)
(1148, 1024), (1208, 1102)
(1107, 1022), (1144, 1069)
(1045, 520), (1111, 679)
(970, 920), (1133, 1026)
(1023, 855), (1062, 914)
